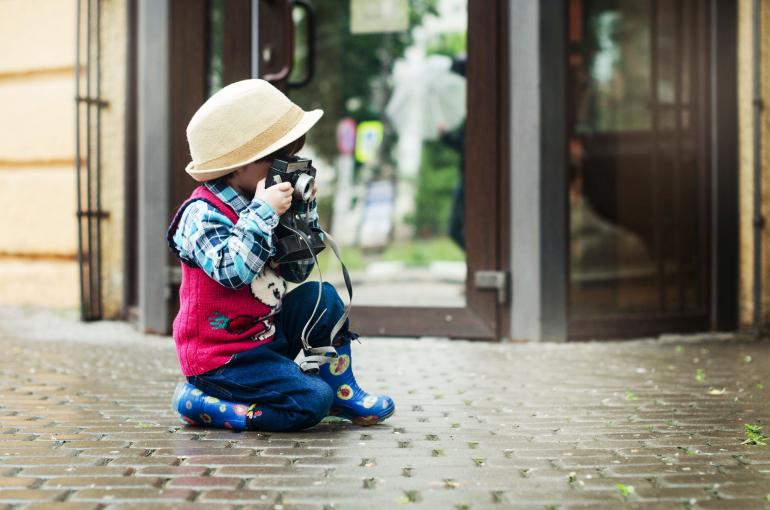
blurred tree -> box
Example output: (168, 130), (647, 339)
(410, 138), (460, 237)
(288, 0), (440, 162)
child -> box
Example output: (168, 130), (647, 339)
(167, 79), (395, 432)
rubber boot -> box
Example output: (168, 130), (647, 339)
(172, 382), (262, 430)
(318, 338), (395, 426)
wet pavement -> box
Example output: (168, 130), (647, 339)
(0, 306), (769, 509)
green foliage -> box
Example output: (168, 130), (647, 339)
(314, 236), (463, 275)
(427, 32), (466, 57)
(616, 483), (634, 498)
(742, 423), (769, 446)
(381, 237), (464, 266)
(315, 195), (334, 228)
(315, 244), (366, 274)
(410, 140), (461, 237)
(288, 0), (440, 162)
(290, 2), (467, 242)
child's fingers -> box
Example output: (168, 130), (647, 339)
(271, 189), (292, 202)
(278, 197), (292, 214)
(274, 182), (292, 191)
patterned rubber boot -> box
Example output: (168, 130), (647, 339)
(318, 340), (395, 426)
(172, 382), (262, 431)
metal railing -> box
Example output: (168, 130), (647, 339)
(753, 0), (763, 338)
(75, 0), (109, 320)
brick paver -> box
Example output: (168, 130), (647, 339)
(0, 307), (769, 509)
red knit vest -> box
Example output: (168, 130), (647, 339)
(168, 186), (284, 376)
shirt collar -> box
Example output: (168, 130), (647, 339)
(205, 178), (251, 215)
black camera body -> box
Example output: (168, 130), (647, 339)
(266, 156), (317, 209)
(266, 156), (326, 263)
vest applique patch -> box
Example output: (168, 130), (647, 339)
(250, 266), (287, 309)
(208, 312), (268, 335)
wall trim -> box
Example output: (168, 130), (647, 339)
(137, 0), (170, 334)
(509, 0), (568, 342)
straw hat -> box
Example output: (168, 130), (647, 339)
(185, 79), (323, 182)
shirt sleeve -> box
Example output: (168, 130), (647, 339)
(172, 198), (280, 289)
(279, 199), (321, 283)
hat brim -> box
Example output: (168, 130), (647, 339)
(185, 108), (324, 182)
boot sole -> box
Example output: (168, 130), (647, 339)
(329, 406), (395, 426)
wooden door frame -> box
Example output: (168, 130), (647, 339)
(353, 0), (509, 340)
(157, 0), (509, 340)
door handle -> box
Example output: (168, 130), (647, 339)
(288, 0), (316, 89)
(474, 270), (510, 305)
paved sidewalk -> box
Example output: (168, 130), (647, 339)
(0, 306), (769, 510)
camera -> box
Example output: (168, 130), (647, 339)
(267, 156), (316, 204)
(265, 155), (326, 263)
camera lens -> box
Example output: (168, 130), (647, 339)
(294, 173), (314, 202)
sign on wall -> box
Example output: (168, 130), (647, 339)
(350, 0), (409, 34)
(355, 121), (384, 163)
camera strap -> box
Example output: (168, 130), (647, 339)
(318, 226), (353, 343)
(280, 218), (354, 374)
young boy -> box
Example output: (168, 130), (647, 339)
(168, 79), (394, 432)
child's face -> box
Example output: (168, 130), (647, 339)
(227, 160), (272, 199)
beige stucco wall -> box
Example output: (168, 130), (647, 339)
(0, 0), (78, 257)
(0, 0), (127, 317)
(738, 0), (770, 330)
(0, 0), (77, 74)
(98, 0), (127, 318)
(0, 0), (78, 308)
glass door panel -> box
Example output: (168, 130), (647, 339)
(286, 0), (469, 308)
(199, 0), (503, 338)
(567, 0), (709, 333)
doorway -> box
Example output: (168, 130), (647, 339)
(565, 0), (737, 338)
(166, 0), (509, 340)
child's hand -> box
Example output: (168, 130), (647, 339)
(255, 178), (293, 215)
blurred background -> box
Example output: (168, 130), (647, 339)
(0, 0), (767, 342)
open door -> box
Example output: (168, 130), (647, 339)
(168, 0), (509, 340)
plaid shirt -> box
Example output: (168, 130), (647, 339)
(171, 178), (318, 288)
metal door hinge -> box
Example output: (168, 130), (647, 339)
(474, 270), (510, 304)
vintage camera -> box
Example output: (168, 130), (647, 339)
(267, 156), (316, 204)
(265, 155), (326, 263)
